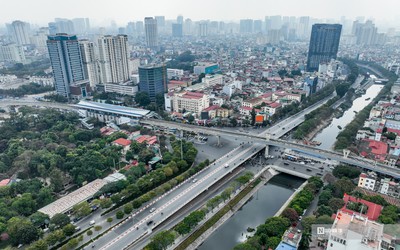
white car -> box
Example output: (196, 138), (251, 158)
(224, 164), (229, 168)
(150, 207), (156, 213)
(89, 220), (95, 226)
(192, 179), (198, 183)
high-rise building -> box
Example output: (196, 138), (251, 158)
(98, 35), (130, 84)
(10, 20), (31, 45)
(136, 21), (144, 36)
(172, 23), (183, 37)
(270, 15), (282, 29)
(79, 40), (99, 88)
(198, 22), (208, 37)
(0, 43), (26, 63)
(177, 15), (184, 24)
(47, 34), (89, 99)
(352, 20), (379, 45)
(253, 20), (263, 33)
(138, 64), (168, 101)
(306, 24), (342, 72)
(72, 18), (90, 34)
(144, 17), (159, 50)
(54, 18), (75, 34)
(240, 19), (253, 34)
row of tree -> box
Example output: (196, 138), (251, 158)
(335, 60), (398, 150)
(0, 82), (53, 98)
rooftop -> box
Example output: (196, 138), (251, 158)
(38, 179), (108, 218)
(73, 101), (150, 118)
(113, 138), (131, 147)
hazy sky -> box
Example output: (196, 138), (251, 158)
(1, 0), (400, 26)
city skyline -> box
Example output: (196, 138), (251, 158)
(1, 0), (400, 27)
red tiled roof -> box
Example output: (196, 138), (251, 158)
(0, 179), (10, 187)
(113, 138), (131, 147)
(268, 102), (281, 108)
(203, 105), (220, 112)
(183, 92), (204, 99)
(341, 194), (383, 221)
(387, 128), (400, 136)
(366, 139), (388, 155)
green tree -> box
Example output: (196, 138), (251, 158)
(328, 198), (345, 212)
(30, 212), (49, 228)
(100, 198), (113, 209)
(27, 239), (48, 250)
(94, 225), (102, 234)
(265, 236), (281, 250)
(72, 202), (92, 218)
(49, 168), (64, 193)
(124, 203), (133, 214)
(135, 92), (151, 107)
(230, 118), (238, 127)
(147, 230), (176, 250)
(332, 165), (361, 179)
(316, 205), (333, 217)
(86, 229), (93, 237)
(11, 193), (37, 216)
(281, 208), (299, 223)
(7, 217), (40, 245)
(116, 210), (124, 219)
(107, 217), (113, 225)
(62, 223), (76, 236)
(50, 213), (70, 228)
(67, 238), (79, 249)
(318, 190), (333, 206)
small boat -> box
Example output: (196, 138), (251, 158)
(353, 110), (358, 114)
(365, 97), (371, 101)
(337, 125), (342, 129)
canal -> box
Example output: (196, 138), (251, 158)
(197, 174), (305, 250)
(313, 84), (383, 150)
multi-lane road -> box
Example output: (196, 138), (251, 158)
(91, 143), (265, 250)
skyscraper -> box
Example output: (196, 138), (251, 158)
(306, 24), (342, 72)
(98, 35), (130, 84)
(240, 19), (254, 34)
(10, 20), (30, 45)
(47, 34), (89, 99)
(138, 64), (167, 101)
(79, 40), (99, 88)
(144, 17), (158, 50)
(172, 23), (183, 37)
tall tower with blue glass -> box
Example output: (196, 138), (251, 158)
(47, 33), (88, 99)
(306, 24), (342, 72)
(138, 64), (168, 101)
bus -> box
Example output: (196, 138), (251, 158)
(284, 153), (299, 162)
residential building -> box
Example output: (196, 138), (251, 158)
(202, 74), (223, 87)
(194, 63), (219, 74)
(326, 210), (384, 250)
(276, 227), (302, 250)
(104, 83), (138, 96)
(97, 35), (130, 84)
(262, 102), (282, 116)
(9, 20), (30, 45)
(138, 64), (168, 101)
(79, 40), (99, 88)
(144, 17), (158, 50)
(0, 43), (26, 63)
(167, 68), (184, 79)
(112, 138), (131, 154)
(171, 91), (209, 116)
(306, 24), (342, 72)
(46, 33), (90, 99)
(358, 172), (377, 191)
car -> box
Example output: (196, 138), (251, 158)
(316, 173), (323, 176)
(306, 168), (312, 172)
(192, 178), (198, 183)
(89, 220), (95, 226)
(319, 167), (324, 169)
(150, 207), (156, 213)
(75, 226), (81, 232)
(147, 220), (154, 226)
(282, 127), (285, 130)
(284, 162), (290, 165)
(300, 162), (305, 165)
(224, 164), (229, 168)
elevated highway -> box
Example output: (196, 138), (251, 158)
(141, 119), (400, 179)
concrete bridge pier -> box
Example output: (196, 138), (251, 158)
(216, 135), (221, 147)
(265, 145), (270, 158)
